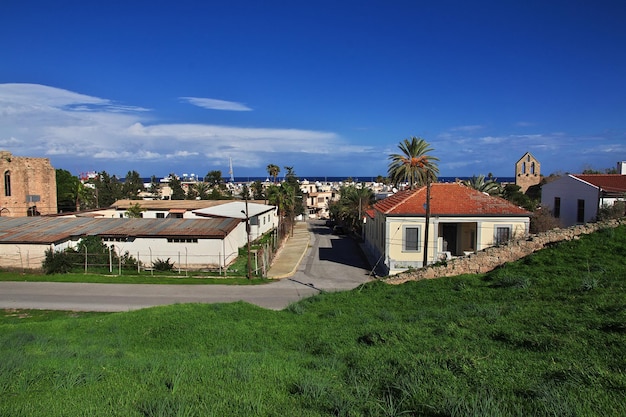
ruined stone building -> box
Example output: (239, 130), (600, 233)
(0, 151), (57, 217)
(515, 152), (541, 193)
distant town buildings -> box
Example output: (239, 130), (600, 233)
(0, 150), (57, 217)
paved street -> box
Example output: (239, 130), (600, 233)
(0, 221), (373, 312)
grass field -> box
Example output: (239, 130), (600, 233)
(1, 226), (625, 416)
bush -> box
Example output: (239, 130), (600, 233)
(598, 201), (625, 221)
(152, 258), (175, 271)
(530, 207), (561, 233)
(119, 251), (140, 270)
(42, 248), (78, 274)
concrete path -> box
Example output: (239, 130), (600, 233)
(266, 222), (311, 279)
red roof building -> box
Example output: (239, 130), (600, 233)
(363, 183), (531, 275)
(541, 173), (626, 227)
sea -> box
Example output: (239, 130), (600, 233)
(138, 176), (516, 184)
(178, 176), (516, 184)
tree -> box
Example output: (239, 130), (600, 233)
(205, 170), (224, 189)
(502, 184), (536, 211)
(56, 169), (78, 212)
(266, 164), (280, 184)
(251, 180), (265, 200)
(167, 174), (186, 200)
(462, 175), (502, 196)
(375, 175), (389, 184)
(57, 169), (96, 212)
(388, 137), (439, 189)
(266, 167), (304, 236)
(582, 165), (618, 174)
(329, 184), (375, 234)
(187, 182), (210, 200)
(93, 171), (123, 207)
(148, 175), (161, 198)
(122, 170), (144, 199)
(125, 203), (145, 218)
(241, 184), (251, 200)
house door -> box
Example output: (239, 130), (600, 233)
(442, 224), (458, 256)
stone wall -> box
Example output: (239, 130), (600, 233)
(385, 218), (625, 285)
(0, 151), (57, 217)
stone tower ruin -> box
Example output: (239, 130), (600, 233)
(0, 151), (57, 217)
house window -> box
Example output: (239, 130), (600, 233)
(530, 162), (536, 174)
(522, 162), (526, 174)
(167, 238), (198, 243)
(4, 171), (10, 197)
(577, 199), (585, 223)
(156, 213), (165, 218)
(495, 226), (511, 245)
(403, 226), (420, 251)
(553, 197), (561, 218)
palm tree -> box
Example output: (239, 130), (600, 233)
(329, 184), (375, 234)
(189, 182), (211, 200)
(266, 164), (280, 184)
(387, 137), (439, 189)
(462, 175), (502, 196)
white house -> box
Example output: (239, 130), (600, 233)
(541, 172), (626, 227)
(363, 183), (531, 275)
(192, 201), (278, 241)
(0, 216), (244, 270)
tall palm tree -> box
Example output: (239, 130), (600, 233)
(266, 164), (280, 184)
(387, 137), (439, 189)
(462, 175), (502, 196)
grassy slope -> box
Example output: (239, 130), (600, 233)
(0, 226), (625, 416)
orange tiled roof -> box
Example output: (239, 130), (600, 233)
(373, 183), (530, 216)
(572, 174), (626, 193)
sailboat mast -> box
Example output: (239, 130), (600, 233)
(228, 157), (234, 182)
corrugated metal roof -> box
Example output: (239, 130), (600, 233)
(111, 199), (267, 210)
(193, 202), (276, 219)
(0, 217), (241, 244)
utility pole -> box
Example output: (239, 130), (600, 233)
(422, 175), (431, 267)
(243, 196), (252, 279)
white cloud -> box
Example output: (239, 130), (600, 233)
(180, 97), (252, 111)
(0, 83), (347, 172)
(450, 124), (484, 132)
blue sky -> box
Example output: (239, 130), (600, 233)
(1, 1), (625, 179)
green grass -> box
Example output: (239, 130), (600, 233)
(1, 225), (625, 416)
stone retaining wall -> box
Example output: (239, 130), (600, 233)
(385, 218), (625, 285)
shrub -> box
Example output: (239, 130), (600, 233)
(42, 248), (78, 274)
(530, 207), (561, 233)
(119, 251), (140, 270)
(598, 201), (625, 221)
(152, 258), (175, 272)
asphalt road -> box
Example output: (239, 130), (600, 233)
(0, 221), (373, 312)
